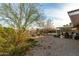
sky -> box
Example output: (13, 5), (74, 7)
(40, 3), (79, 27)
(1, 3), (79, 28)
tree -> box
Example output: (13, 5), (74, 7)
(36, 18), (54, 29)
(36, 18), (56, 34)
(0, 4), (43, 55)
(0, 3), (43, 29)
(36, 19), (45, 28)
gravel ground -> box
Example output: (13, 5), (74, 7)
(27, 36), (79, 56)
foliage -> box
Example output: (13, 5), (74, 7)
(0, 26), (38, 56)
(0, 3), (43, 55)
(8, 42), (30, 56)
(27, 38), (38, 47)
(0, 3), (43, 29)
(34, 28), (56, 36)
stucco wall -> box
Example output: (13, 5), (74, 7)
(69, 14), (79, 27)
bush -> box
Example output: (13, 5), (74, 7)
(8, 43), (30, 56)
(34, 28), (56, 36)
(27, 38), (38, 47)
(0, 27), (38, 56)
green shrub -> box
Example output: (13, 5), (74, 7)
(0, 27), (38, 56)
(8, 44), (30, 56)
(27, 38), (38, 47)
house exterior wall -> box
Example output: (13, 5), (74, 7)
(68, 9), (79, 27)
(69, 14), (79, 27)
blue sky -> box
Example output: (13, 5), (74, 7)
(40, 3), (66, 9)
(1, 3), (79, 28)
(39, 3), (79, 27)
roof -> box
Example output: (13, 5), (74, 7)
(68, 9), (79, 14)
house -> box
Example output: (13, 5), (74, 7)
(68, 9), (79, 29)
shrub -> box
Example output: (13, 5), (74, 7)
(0, 27), (38, 56)
(27, 38), (38, 47)
(8, 43), (30, 56)
(8, 38), (38, 56)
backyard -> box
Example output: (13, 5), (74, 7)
(0, 3), (79, 56)
(28, 35), (79, 56)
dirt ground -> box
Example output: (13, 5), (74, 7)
(27, 36), (79, 56)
